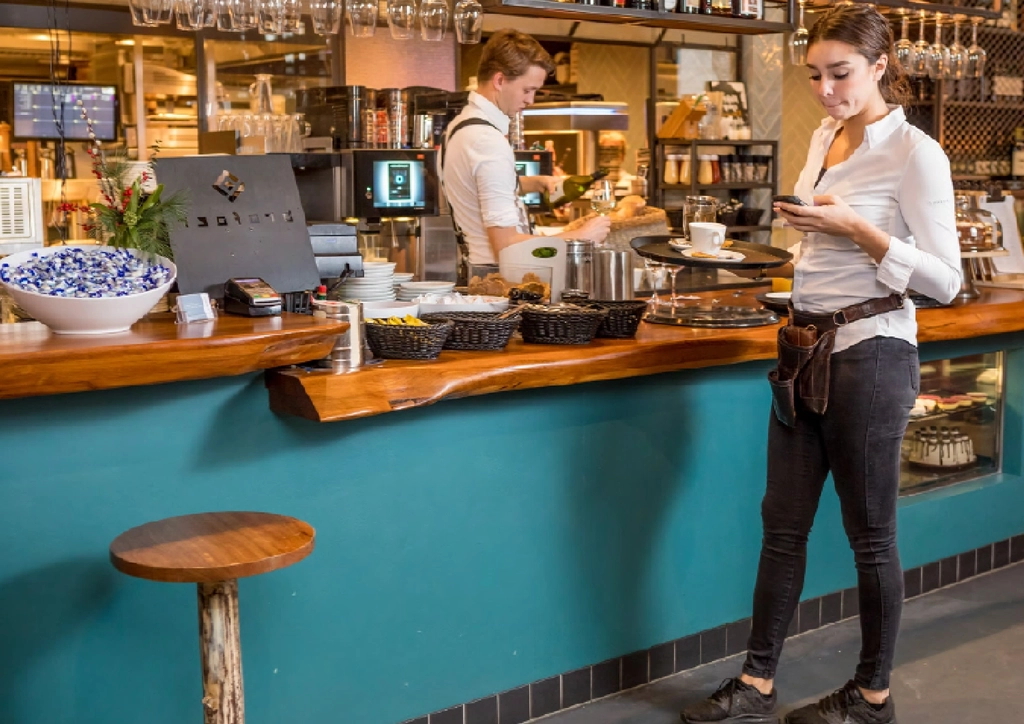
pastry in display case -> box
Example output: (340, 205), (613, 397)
(900, 352), (1003, 495)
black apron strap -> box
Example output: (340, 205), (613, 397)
(440, 117), (500, 286)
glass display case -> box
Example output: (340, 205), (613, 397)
(901, 352), (1004, 495)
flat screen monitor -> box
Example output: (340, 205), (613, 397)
(515, 159), (542, 207)
(514, 150), (553, 211)
(11, 82), (118, 142)
(372, 159), (427, 210)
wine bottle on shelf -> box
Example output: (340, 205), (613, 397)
(544, 169), (609, 209)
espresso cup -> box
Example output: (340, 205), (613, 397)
(689, 222), (727, 255)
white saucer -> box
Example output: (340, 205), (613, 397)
(765, 292), (792, 300)
(681, 249), (747, 262)
(668, 238), (691, 250)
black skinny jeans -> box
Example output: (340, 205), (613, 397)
(743, 336), (920, 691)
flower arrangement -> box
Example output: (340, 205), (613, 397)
(74, 99), (188, 259)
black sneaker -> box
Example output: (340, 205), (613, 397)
(680, 677), (779, 723)
(785, 681), (896, 724)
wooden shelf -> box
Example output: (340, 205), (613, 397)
(266, 289), (1024, 423)
(479, 0), (792, 34)
(0, 312), (346, 400)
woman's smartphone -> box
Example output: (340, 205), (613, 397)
(773, 195), (808, 206)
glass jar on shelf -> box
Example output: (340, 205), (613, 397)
(698, 101), (721, 140)
(679, 154), (692, 185)
(710, 154), (721, 184)
(663, 154), (681, 185)
(697, 155), (715, 185)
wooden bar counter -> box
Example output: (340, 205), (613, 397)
(267, 288), (1024, 423)
(4, 286), (1024, 724)
(0, 312), (347, 400)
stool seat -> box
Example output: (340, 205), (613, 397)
(110, 511), (315, 584)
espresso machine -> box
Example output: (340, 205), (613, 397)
(297, 85), (449, 152)
(290, 148), (441, 280)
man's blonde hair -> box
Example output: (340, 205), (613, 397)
(477, 29), (555, 83)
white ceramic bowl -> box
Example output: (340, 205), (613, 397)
(362, 300), (419, 319)
(0, 246), (177, 335)
(417, 296), (510, 314)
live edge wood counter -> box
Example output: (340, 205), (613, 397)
(0, 312), (347, 400)
(267, 289), (1024, 423)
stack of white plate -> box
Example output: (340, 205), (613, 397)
(397, 281), (455, 301)
(392, 272), (415, 295)
(334, 261), (397, 302)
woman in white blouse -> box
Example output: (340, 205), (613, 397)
(681, 6), (960, 724)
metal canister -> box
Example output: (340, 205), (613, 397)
(593, 249), (634, 301)
(509, 111), (526, 150)
(563, 239), (594, 299)
(413, 114), (434, 149)
(313, 299), (366, 372)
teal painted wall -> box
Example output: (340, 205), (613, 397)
(0, 333), (1022, 724)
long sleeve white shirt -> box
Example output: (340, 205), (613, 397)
(790, 106), (962, 353)
(439, 92), (531, 266)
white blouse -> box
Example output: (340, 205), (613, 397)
(790, 105), (962, 353)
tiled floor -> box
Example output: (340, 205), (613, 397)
(538, 562), (1024, 723)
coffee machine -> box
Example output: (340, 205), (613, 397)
(291, 149), (441, 279)
(297, 85), (449, 153)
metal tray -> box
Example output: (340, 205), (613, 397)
(631, 235), (792, 271)
(644, 304), (780, 328)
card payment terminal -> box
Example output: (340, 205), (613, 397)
(223, 277), (283, 317)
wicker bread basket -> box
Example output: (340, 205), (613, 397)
(564, 206), (671, 254)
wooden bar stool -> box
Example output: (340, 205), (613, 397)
(110, 511), (315, 724)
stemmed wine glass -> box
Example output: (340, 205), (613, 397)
(947, 16), (968, 81)
(913, 11), (930, 78)
(927, 13), (949, 81)
(967, 18), (987, 79)
(590, 180), (616, 217)
(895, 10), (916, 75)
(666, 265), (683, 307)
(789, 0), (808, 67)
(643, 257), (665, 308)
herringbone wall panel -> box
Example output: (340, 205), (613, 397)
(575, 44), (650, 175)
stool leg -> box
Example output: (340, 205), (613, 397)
(197, 580), (245, 724)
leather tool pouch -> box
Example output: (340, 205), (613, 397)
(768, 324), (835, 426)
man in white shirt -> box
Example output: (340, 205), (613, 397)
(440, 29), (610, 277)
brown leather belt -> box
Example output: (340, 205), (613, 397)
(790, 293), (906, 334)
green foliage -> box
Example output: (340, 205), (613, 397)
(84, 144), (188, 260)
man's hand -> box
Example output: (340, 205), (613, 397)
(562, 215), (611, 243)
(519, 175), (561, 196)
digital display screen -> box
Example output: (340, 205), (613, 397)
(516, 160), (541, 206)
(372, 160), (426, 209)
(12, 83), (118, 141)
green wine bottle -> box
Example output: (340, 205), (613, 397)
(543, 169), (609, 209)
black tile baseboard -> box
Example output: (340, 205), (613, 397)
(405, 541), (1024, 724)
